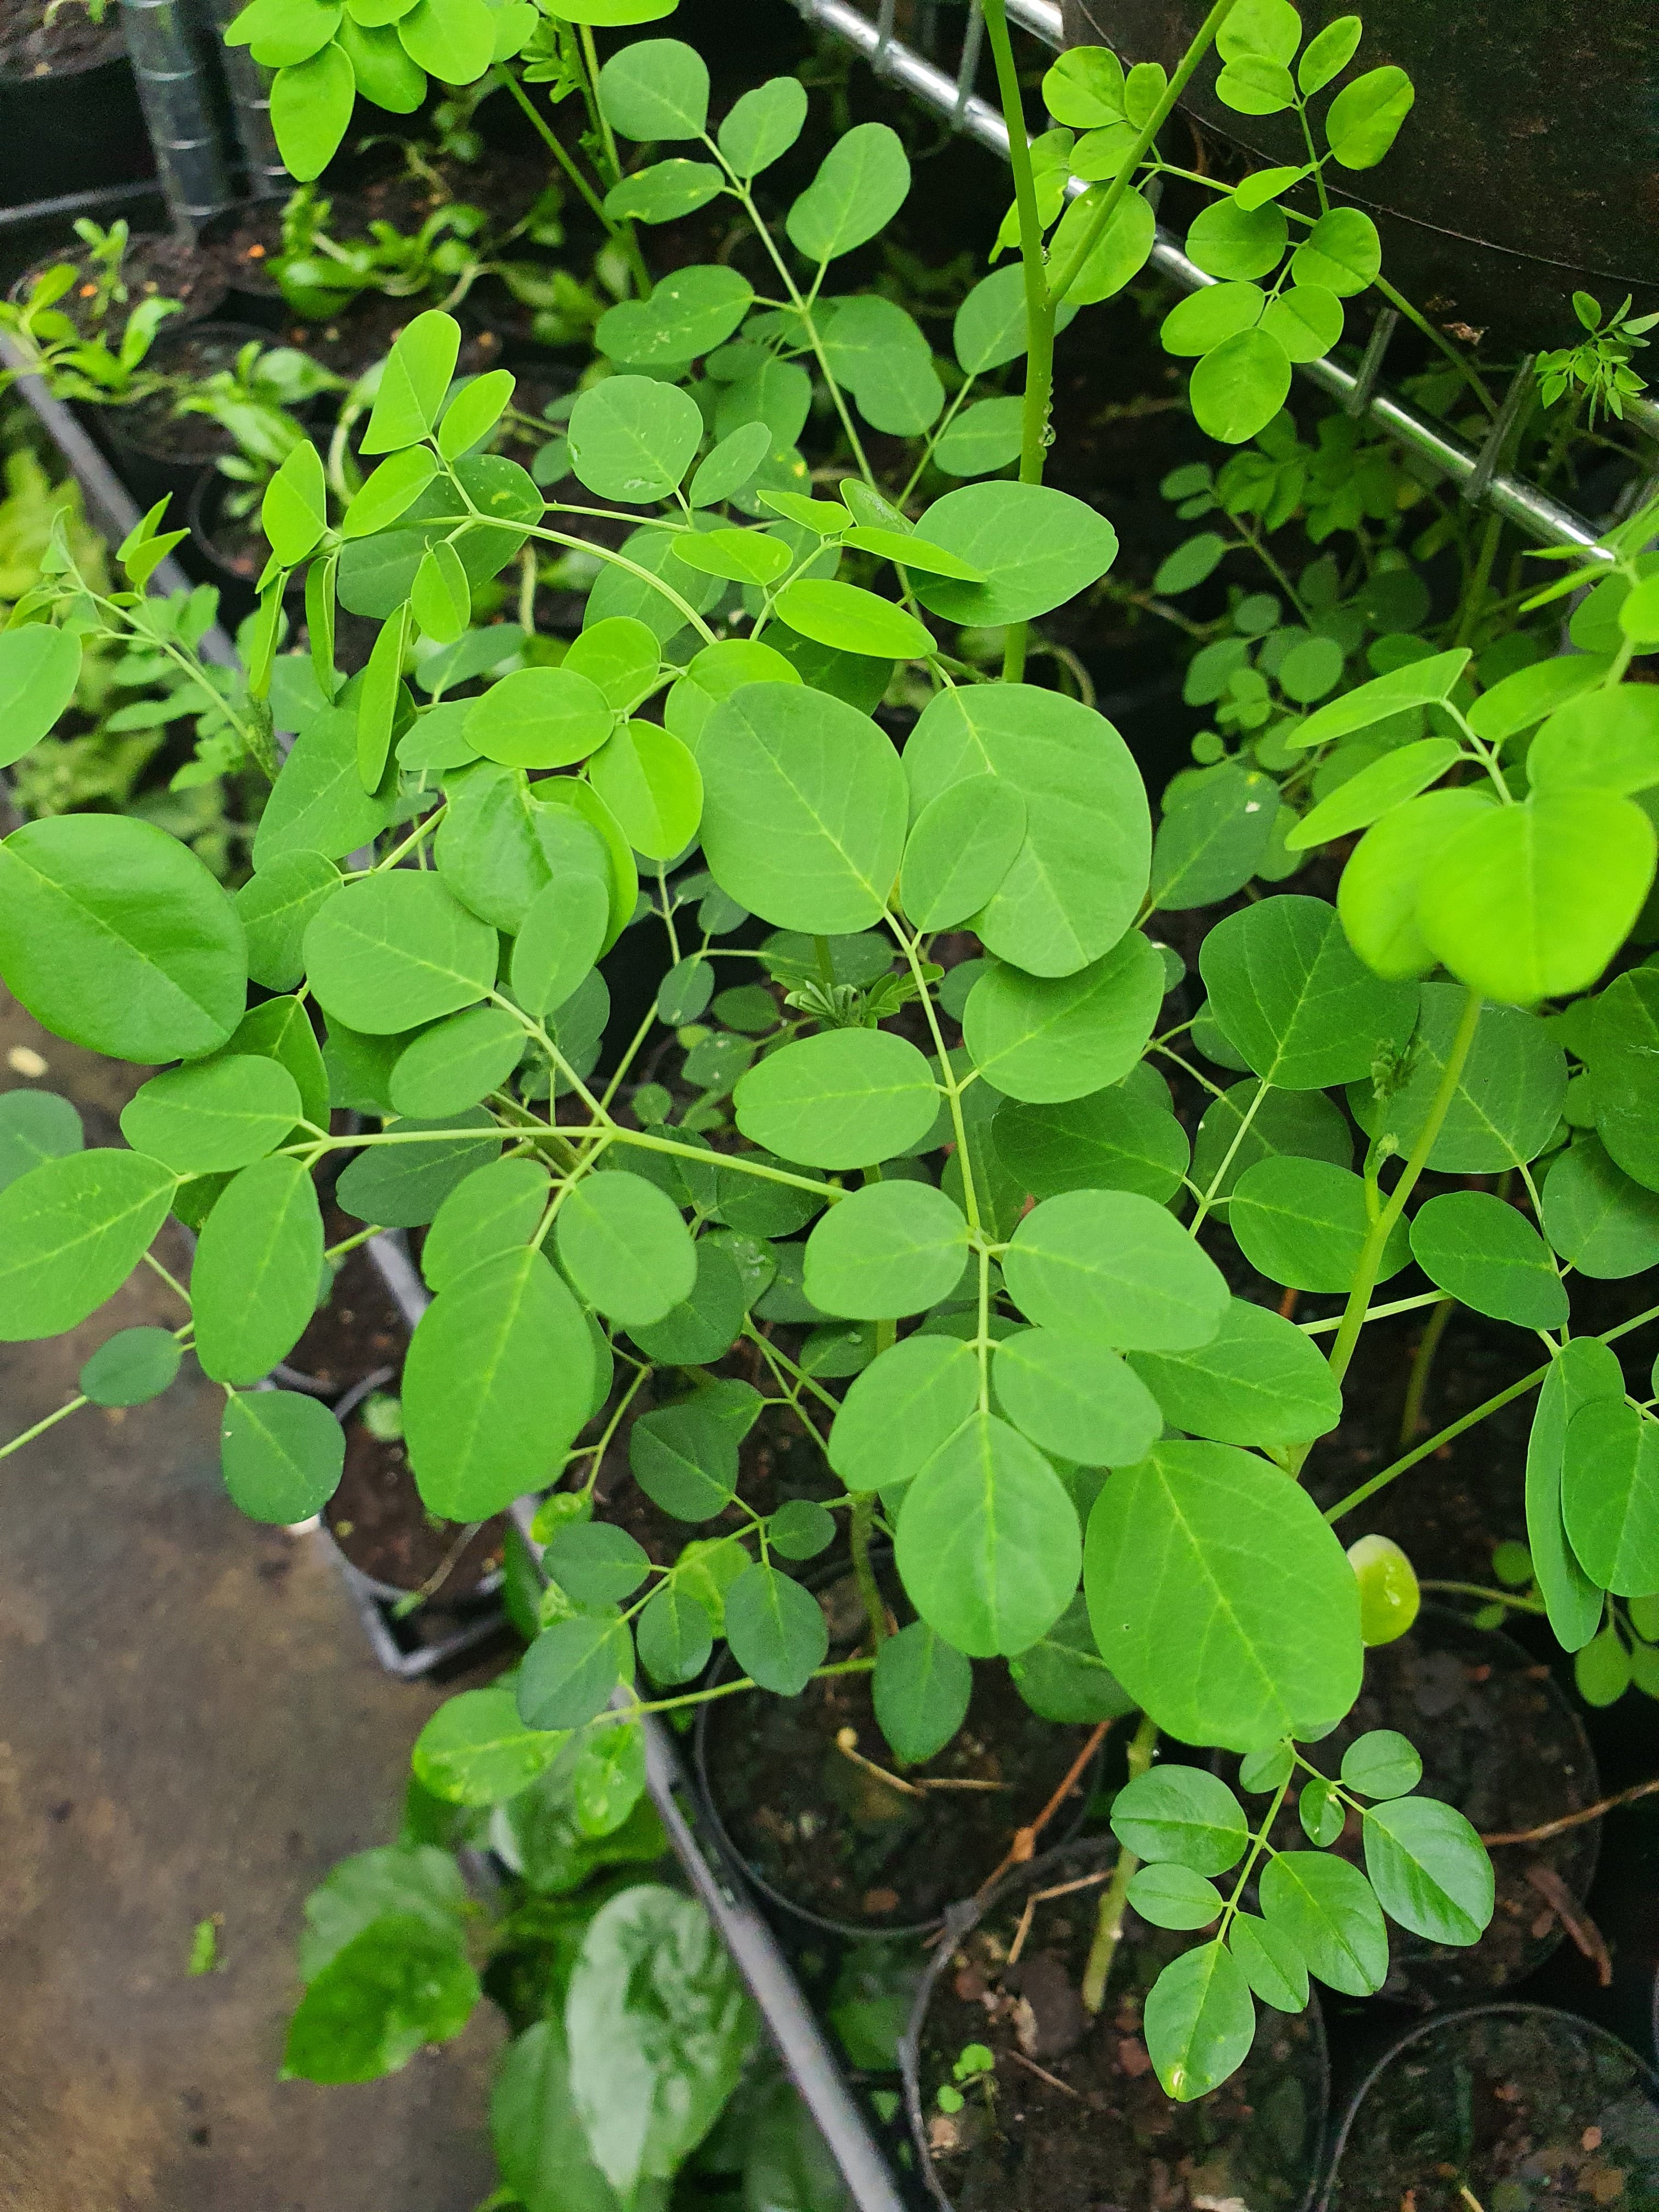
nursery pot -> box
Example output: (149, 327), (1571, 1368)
(94, 317), (274, 514)
(9, 232), (227, 340)
(0, 4), (150, 208)
(695, 1554), (1108, 1941)
(1059, 0), (1659, 346)
(1218, 1606), (1601, 2010)
(186, 464), (274, 626)
(901, 1835), (1330, 2212)
(1320, 2002), (1659, 2211)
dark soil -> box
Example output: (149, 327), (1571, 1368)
(108, 323), (272, 466)
(0, 0), (121, 77)
(14, 235), (228, 338)
(917, 1842), (1327, 2212)
(1326, 2008), (1659, 2211)
(281, 289), (506, 385)
(1233, 1611), (1600, 2008)
(325, 1412), (507, 1604)
(700, 1561), (1098, 1932)
(285, 1238), (407, 1398)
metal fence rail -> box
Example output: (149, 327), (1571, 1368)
(789, 0), (1656, 557)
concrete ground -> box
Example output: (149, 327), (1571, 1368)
(0, 982), (504, 2212)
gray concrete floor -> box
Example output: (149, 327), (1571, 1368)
(0, 983), (504, 2212)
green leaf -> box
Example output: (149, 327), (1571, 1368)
(562, 617), (660, 712)
(596, 267), (753, 373)
(803, 1180), (968, 1320)
(1563, 1396), (1659, 1596)
(1297, 13), (1361, 91)
(718, 74), (806, 176)
(1042, 44), (1125, 126)
(0, 623), (81, 770)
(436, 368), (515, 462)
(1341, 1730), (1423, 1799)
(283, 1912), (478, 2083)
(567, 375), (704, 502)
(1130, 1864), (1226, 1929)
(304, 871), (496, 1034)
(723, 1562), (827, 1694)
(411, 540), (470, 645)
(492, 2017), (629, 2212)
(785, 122), (909, 262)
(1363, 1796), (1492, 1945)
(120, 1054), (302, 1173)
(1005, 1188), (1229, 1350)
(733, 1028), (937, 1170)
(422, 1156), (550, 1291)
(1325, 64), (1414, 168)
(1161, 286), (1265, 360)
(596, 35), (707, 138)
(260, 438), (328, 567)
(1086, 1438), (1363, 1750)
(565, 1888), (754, 2198)
(0, 1148), (174, 1341)
(354, 601), (410, 793)
(1128, 1298), (1342, 1448)
(465, 666), (613, 769)
(225, 0), (340, 67)
(1592, 969), (1659, 1192)
(872, 1622), (972, 1764)
(222, 995), (328, 1127)
(1288, 648), (1471, 754)
(235, 852), (341, 994)
(1187, 198), (1287, 282)
(1190, 1080), (1353, 1216)
(1259, 284), (1345, 364)
(221, 1387), (343, 1522)
(586, 720), (702, 859)
(911, 482), (1118, 628)
(404, 1246), (596, 1517)
(1408, 1190), (1567, 1328)
(546, 1521), (650, 1610)
(628, 1237), (747, 1365)
(362, 308), (460, 455)
(1203, 893), (1424, 1092)
(1110, 1766), (1249, 1874)
(637, 1581), (715, 1685)
(1530, 684), (1659, 797)
(396, 0), (493, 81)
(1047, 185), (1156, 304)
(1228, 1912), (1309, 2012)
(388, 1004), (523, 1119)
(1150, 765), (1278, 910)
(826, 1333), (978, 1499)
(1543, 1137), (1659, 1279)
(436, 761), (560, 934)
(1353, 987), (1567, 1173)
(412, 1684), (562, 1806)
(1289, 206), (1381, 296)
(336, 1108), (500, 1228)
(993, 1078), (1189, 1204)
(964, 932), (1165, 1104)
(512, 876), (610, 1023)
(1189, 325), (1293, 443)
(1008, 1593), (1135, 1724)
(770, 580), (931, 661)
(253, 706), (397, 866)
(895, 1411), (1080, 1657)
(1143, 1942), (1256, 2103)
(904, 683), (1149, 978)
(1229, 1155), (1410, 1293)
(556, 1171), (696, 1326)
(1577, 1626), (1632, 1707)
(269, 40), (356, 182)
(953, 264), (1079, 376)
(1259, 1850), (1388, 1995)
(193, 1155), (323, 1383)
(1337, 789), (1495, 980)
(687, 422), (772, 510)
(630, 1397), (738, 1522)
(1287, 739), (1462, 851)
(517, 1613), (631, 1730)
(1417, 792), (1656, 1005)
(80, 1324), (182, 1407)
(697, 681), (907, 934)
(669, 526), (791, 588)
(0, 1088), (81, 1193)
(993, 1325), (1163, 1467)
(0, 814), (246, 1063)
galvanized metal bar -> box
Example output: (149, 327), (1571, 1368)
(120, 0), (233, 229)
(788, 0), (1619, 556)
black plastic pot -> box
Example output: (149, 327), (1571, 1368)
(0, 20), (151, 209)
(695, 1553), (1108, 1942)
(1060, 0), (1659, 347)
(901, 1835), (1330, 2212)
(185, 463), (267, 626)
(1320, 2002), (1659, 2211)
(1218, 1606), (1602, 2010)
(94, 317), (286, 514)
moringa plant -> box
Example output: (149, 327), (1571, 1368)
(1, 0), (1657, 2128)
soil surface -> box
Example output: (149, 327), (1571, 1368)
(1235, 1612), (1600, 2007)
(111, 325), (272, 466)
(324, 1411), (507, 1604)
(701, 1562), (1097, 1932)
(917, 1842), (1327, 2212)
(1327, 2009), (1659, 2211)
(0, 0), (121, 76)
(14, 236), (228, 338)
(285, 1238), (407, 1398)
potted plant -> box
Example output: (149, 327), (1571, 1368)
(0, 0), (150, 205)
(0, 0), (1656, 2199)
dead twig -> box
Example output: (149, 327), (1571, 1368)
(975, 1719), (1114, 1904)
(1006, 2049), (1082, 2100)
(1526, 1864), (1612, 1988)
(1482, 1775), (1659, 1846)
(1006, 1871), (1113, 1969)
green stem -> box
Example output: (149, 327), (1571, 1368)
(1082, 1712), (1158, 2013)
(1372, 274), (1498, 420)
(1398, 1295), (1455, 1449)
(491, 66), (633, 263)
(1420, 1580), (1547, 1615)
(0, 1393), (89, 1463)
(1455, 511), (1504, 649)
(849, 1492), (889, 1649)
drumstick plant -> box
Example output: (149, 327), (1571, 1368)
(1, 0), (1657, 2132)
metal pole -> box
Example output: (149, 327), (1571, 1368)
(195, 0), (289, 201)
(120, 0), (233, 233)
